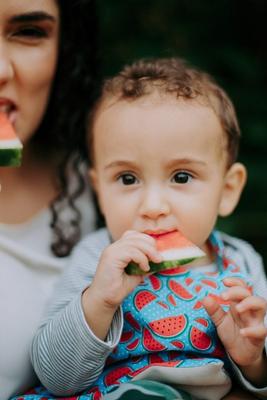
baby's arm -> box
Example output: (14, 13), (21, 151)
(31, 230), (118, 396)
(203, 277), (267, 387)
(31, 230), (161, 396)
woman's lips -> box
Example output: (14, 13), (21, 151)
(0, 100), (17, 125)
(0, 97), (17, 116)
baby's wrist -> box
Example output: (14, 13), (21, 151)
(82, 285), (118, 315)
(81, 286), (118, 341)
(240, 351), (267, 387)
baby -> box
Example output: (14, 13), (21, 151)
(28, 58), (267, 400)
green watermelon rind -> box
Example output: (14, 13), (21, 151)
(126, 257), (196, 275)
(0, 148), (22, 167)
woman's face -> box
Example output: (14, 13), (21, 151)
(0, 0), (59, 145)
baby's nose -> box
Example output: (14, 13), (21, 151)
(139, 187), (170, 219)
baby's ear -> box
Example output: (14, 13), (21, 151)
(219, 162), (247, 217)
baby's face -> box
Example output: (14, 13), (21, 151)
(90, 94), (244, 254)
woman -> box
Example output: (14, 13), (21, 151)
(0, 0), (98, 398)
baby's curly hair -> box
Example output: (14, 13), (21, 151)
(88, 58), (240, 168)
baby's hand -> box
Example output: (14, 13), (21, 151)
(90, 230), (162, 309)
(202, 277), (267, 367)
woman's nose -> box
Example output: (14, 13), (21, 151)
(139, 187), (170, 219)
(0, 42), (14, 84)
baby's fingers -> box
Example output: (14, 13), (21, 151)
(202, 295), (226, 328)
(126, 248), (151, 273)
(223, 277), (249, 288)
(240, 325), (267, 340)
(221, 285), (251, 302)
(121, 231), (162, 264)
(236, 296), (267, 316)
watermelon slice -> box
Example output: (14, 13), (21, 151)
(126, 230), (205, 275)
(0, 113), (23, 167)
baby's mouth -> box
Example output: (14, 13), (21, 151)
(144, 229), (177, 239)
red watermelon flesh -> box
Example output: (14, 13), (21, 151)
(120, 331), (134, 343)
(189, 326), (212, 351)
(126, 338), (140, 351)
(149, 274), (162, 290)
(134, 290), (157, 311)
(0, 113), (23, 167)
(168, 280), (195, 300)
(126, 230), (205, 275)
(149, 315), (188, 338)
(142, 328), (166, 352)
(104, 366), (133, 386)
(124, 312), (141, 332)
(171, 340), (185, 350)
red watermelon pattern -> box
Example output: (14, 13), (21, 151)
(148, 315), (188, 338)
(134, 289), (157, 311)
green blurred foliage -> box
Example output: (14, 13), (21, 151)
(97, 0), (267, 267)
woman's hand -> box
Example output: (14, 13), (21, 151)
(202, 277), (267, 385)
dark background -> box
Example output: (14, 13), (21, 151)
(97, 0), (267, 269)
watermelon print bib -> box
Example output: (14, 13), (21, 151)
(16, 231), (251, 400)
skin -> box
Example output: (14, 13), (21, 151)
(0, 0), (60, 223)
(83, 93), (267, 387)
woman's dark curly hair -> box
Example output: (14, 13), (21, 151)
(32, 0), (99, 257)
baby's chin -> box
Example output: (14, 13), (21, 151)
(199, 241), (215, 265)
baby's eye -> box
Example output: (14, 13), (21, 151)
(172, 171), (192, 184)
(119, 173), (138, 185)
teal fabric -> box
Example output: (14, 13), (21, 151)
(104, 380), (193, 400)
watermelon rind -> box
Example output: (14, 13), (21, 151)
(126, 257), (197, 275)
(0, 148), (22, 167)
(159, 246), (204, 261)
(125, 231), (205, 275)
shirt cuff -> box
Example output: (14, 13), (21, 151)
(228, 353), (267, 399)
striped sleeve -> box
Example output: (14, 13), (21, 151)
(31, 229), (123, 396)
